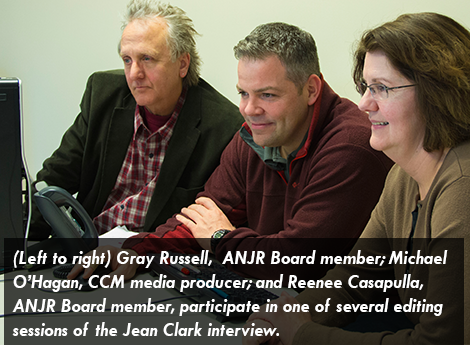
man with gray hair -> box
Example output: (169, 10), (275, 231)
(108, 22), (393, 281)
(29, 0), (243, 239)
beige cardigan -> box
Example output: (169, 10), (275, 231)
(295, 141), (470, 344)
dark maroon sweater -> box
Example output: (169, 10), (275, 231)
(124, 79), (393, 280)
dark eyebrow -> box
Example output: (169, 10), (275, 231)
(254, 86), (281, 93)
(235, 85), (281, 93)
(370, 78), (393, 85)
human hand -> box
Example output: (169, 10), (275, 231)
(67, 245), (140, 286)
(175, 197), (235, 250)
(245, 292), (311, 345)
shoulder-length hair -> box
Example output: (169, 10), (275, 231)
(353, 12), (470, 151)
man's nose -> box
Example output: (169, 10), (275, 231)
(241, 98), (263, 117)
(129, 62), (144, 79)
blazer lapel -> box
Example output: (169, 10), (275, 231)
(143, 86), (202, 231)
(92, 96), (135, 216)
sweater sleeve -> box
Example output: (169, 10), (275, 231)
(210, 135), (391, 280)
(291, 170), (469, 344)
(124, 130), (391, 281)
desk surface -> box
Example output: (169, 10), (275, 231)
(1, 267), (289, 345)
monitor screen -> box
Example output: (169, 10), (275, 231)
(0, 78), (26, 269)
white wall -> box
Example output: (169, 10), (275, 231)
(1, 0), (469, 177)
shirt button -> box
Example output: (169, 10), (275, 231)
(149, 153), (154, 158)
(120, 205), (125, 210)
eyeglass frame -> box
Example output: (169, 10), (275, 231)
(357, 82), (417, 100)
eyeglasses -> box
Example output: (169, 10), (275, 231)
(357, 82), (416, 101)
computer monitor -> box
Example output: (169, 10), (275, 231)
(0, 78), (28, 269)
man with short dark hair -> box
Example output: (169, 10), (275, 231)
(105, 22), (393, 281)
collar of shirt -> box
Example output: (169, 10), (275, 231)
(133, 85), (188, 139)
(240, 126), (308, 170)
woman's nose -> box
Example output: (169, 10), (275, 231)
(358, 89), (378, 113)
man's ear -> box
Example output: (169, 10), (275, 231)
(179, 53), (190, 78)
(306, 74), (322, 106)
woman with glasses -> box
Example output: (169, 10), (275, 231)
(243, 12), (470, 345)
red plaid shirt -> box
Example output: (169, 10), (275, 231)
(93, 88), (187, 234)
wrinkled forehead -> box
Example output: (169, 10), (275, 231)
(119, 17), (169, 54)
